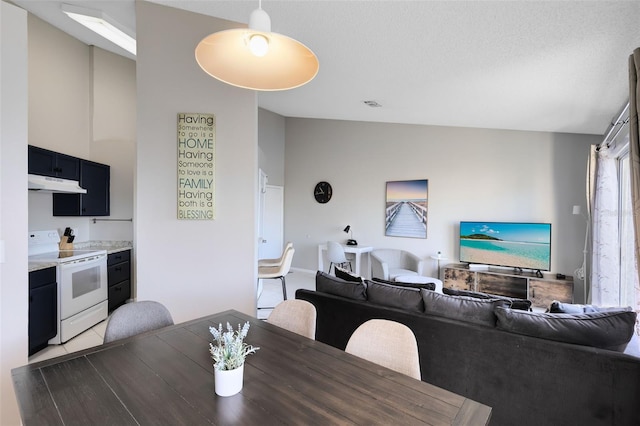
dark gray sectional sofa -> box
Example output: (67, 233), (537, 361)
(295, 272), (640, 426)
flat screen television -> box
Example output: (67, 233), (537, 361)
(459, 221), (551, 272)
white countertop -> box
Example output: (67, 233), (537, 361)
(28, 241), (133, 272)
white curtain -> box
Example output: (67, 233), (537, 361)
(590, 146), (621, 306)
(628, 48), (640, 335)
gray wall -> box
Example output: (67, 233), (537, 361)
(284, 118), (600, 295)
(258, 108), (285, 187)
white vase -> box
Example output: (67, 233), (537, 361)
(214, 364), (244, 397)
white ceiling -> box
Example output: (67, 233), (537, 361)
(12, 0), (640, 135)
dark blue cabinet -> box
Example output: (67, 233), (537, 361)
(28, 145), (79, 180)
(29, 267), (57, 356)
(53, 159), (110, 216)
(108, 250), (131, 312)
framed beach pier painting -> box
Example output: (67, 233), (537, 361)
(385, 179), (428, 238)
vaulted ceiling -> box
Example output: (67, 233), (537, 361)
(13, 0), (640, 136)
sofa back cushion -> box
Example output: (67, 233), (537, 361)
(444, 288), (532, 311)
(549, 301), (632, 314)
(316, 271), (367, 301)
(495, 306), (637, 351)
(420, 289), (508, 327)
(366, 281), (424, 312)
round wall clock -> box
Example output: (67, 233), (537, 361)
(314, 181), (332, 203)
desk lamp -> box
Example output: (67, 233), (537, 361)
(344, 225), (357, 246)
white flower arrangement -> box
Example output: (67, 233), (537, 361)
(209, 321), (259, 371)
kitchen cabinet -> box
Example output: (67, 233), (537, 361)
(53, 159), (110, 216)
(28, 145), (79, 180)
(108, 250), (131, 312)
(29, 267), (57, 356)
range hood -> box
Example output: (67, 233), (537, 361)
(28, 174), (87, 194)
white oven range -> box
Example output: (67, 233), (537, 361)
(28, 230), (108, 344)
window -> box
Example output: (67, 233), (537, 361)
(617, 150), (639, 310)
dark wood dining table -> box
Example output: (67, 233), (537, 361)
(12, 309), (491, 425)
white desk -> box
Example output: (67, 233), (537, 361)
(318, 243), (373, 277)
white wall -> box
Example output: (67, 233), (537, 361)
(0, 2), (28, 423)
(135, 2), (258, 322)
(90, 48), (136, 241)
(285, 118), (600, 293)
(27, 15), (135, 243)
(27, 14), (92, 240)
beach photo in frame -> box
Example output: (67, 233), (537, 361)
(385, 179), (428, 238)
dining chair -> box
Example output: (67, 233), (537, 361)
(327, 241), (352, 274)
(258, 247), (295, 302)
(103, 301), (174, 343)
(345, 319), (421, 380)
(267, 300), (317, 340)
(258, 242), (293, 267)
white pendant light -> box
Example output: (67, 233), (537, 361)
(195, 1), (319, 91)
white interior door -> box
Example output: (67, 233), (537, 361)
(259, 185), (284, 260)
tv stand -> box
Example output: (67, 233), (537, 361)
(443, 264), (573, 309)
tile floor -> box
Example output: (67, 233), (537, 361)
(257, 269), (316, 319)
(28, 269), (316, 364)
(28, 318), (108, 364)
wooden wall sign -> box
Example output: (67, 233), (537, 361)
(177, 113), (215, 220)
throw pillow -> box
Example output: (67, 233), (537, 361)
(444, 288), (532, 311)
(420, 289), (508, 327)
(548, 301), (632, 314)
(365, 281), (424, 312)
(372, 277), (436, 291)
(334, 266), (363, 283)
(315, 271), (367, 301)
(494, 306), (637, 351)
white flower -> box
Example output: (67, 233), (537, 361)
(209, 321), (259, 371)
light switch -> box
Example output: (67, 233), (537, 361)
(0, 240), (5, 263)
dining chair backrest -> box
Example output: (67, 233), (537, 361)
(279, 246), (295, 276)
(104, 301), (174, 343)
(258, 242), (294, 267)
(345, 319), (421, 380)
(327, 241), (348, 264)
(267, 300), (317, 340)
(258, 247), (295, 302)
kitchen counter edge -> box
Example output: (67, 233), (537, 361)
(29, 242), (133, 272)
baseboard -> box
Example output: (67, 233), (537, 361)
(290, 267), (317, 275)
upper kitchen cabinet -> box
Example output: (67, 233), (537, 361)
(28, 145), (80, 180)
(53, 160), (110, 216)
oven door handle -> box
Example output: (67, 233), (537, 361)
(60, 254), (107, 269)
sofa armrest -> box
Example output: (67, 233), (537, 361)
(370, 252), (389, 280)
(403, 251), (424, 275)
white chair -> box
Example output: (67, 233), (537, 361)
(258, 247), (295, 302)
(370, 249), (424, 281)
(267, 300), (317, 340)
(345, 319), (421, 380)
(327, 241), (352, 274)
(104, 301), (174, 343)
(258, 242), (293, 268)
